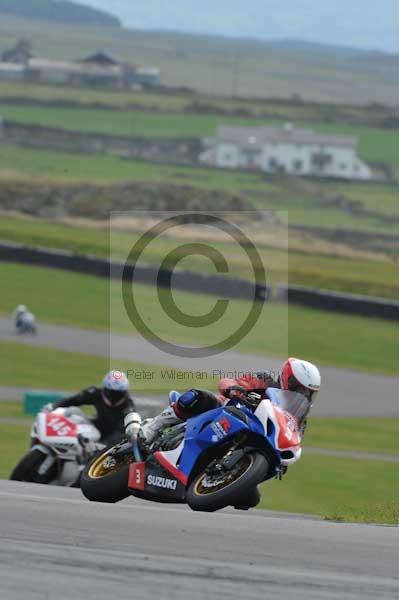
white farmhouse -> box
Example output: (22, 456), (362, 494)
(200, 123), (371, 180)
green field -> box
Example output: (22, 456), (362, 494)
(0, 80), (395, 128)
(0, 142), (398, 240)
(2, 262), (399, 375)
(1, 213), (399, 298)
(261, 454), (399, 523)
(305, 418), (399, 455)
(0, 103), (397, 167)
(0, 339), (216, 394)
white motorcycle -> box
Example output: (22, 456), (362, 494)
(15, 311), (37, 335)
(10, 407), (102, 486)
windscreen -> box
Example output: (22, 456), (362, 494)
(266, 388), (310, 423)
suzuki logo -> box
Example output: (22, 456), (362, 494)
(147, 475), (177, 490)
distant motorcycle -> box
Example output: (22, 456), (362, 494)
(10, 407), (101, 486)
(81, 388), (305, 512)
(15, 311), (37, 335)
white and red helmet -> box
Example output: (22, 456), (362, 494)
(280, 358), (321, 402)
(102, 370), (129, 407)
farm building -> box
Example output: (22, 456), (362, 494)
(0, 48), (160, 89)
(0, 63), (25, 81)
(25, 55), (123, 87)
(200, 123), (372, 180)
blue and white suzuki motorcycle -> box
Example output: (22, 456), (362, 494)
(81, 389), (306, 512)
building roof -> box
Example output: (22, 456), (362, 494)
(80, 52), (119, 66)
(215, 124), (357, 149)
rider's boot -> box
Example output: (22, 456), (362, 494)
(138, 406), (182, 446)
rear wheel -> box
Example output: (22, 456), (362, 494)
(81, 443), (133, 503)
(187, 452), (268, 512)
(10, 448), (55, 483)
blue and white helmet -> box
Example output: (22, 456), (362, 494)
(102, 370), (129, 407)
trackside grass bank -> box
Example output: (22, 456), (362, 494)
(2, 262), (399, 374)
(0, 340), (217, 395)
(1, 213), (399, 298)
(261, 454), (399, 524)
(303, 418), (399, 456)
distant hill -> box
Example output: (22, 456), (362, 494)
(0, 0), (121, 28)
(81, 0), (399, 53)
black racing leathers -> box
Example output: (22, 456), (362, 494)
(54, 386), (136, 444)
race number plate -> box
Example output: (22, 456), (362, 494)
(45, 414), (78, 438)
(128, 462), (145, 491)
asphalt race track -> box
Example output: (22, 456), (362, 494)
(1, 318), (399, 417)
(0, 481), (398, 600)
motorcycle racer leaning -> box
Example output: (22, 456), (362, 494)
(126, 358), (321, 508)
(13, 304), (28, 327)
(50, 370), (136, 446)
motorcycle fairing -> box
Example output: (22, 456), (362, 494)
(128, 455), (186, 502)
(254, 399), (302, 465)
(177, 405), (270, 477)
(37, 413), (78, 446)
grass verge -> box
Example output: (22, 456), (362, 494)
(260, 454), (399, 524)
(0, 423), (31, 479)
(0, 340), (216, 395)
(2, 263), (399, 374)
(304, 418), (399, 456)
(1, 213), (399, 298)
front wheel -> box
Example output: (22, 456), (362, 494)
(187, 452), (268, 512)
(81, 442), (133, 503)
(10, 448), (54, 483)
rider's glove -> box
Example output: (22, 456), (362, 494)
(124, 412), (142, 439)
(244, 392), (262, 409)
(42, 403), (54, 413)
(224, 385), (246, 400)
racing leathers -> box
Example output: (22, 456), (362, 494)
(139, 389), (219, 445)
(54, 386), (136, 445)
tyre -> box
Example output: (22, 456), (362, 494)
(233, 485), (261, 510)
(10, 448), (51, 482)
(80, 444), (133, 503)
(187, 452), (268, 512)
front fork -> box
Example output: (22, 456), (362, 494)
(31, 445), (57, 477)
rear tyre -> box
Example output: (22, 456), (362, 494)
(10, 448), (51, 482)
(81, 444), (132, 503)
(187, 452), (268, 512)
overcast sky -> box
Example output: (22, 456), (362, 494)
(81, 0), (399, 53)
